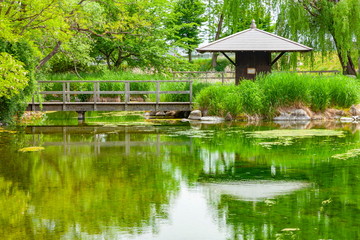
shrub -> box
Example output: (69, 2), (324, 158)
(326, 76), (360, 108)
(238, 80), (264, 115)
(195, 73), (360, 118)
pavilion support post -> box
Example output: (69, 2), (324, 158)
(221, 52), (236, 66)
(271, 52), (286, 66)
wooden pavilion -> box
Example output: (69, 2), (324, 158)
(196, 20), (313, 84)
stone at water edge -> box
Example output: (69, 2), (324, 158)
(274, 109), (311, 121)
(200, 116), (225, 122)
(188, 110), (202, 120)
(290, 109), (311, 120)
(225, 112), (233, 121)
(165, 111), (176, 116)
(155, 111), (166, 116)
(350, 104), (360, 116)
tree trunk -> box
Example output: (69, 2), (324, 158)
(211, 13), (224, 68)
(332, 35), (357, 75)
(114, 48), (123, 69)
(336, 50), (357, 75)
(188, 49), (192, 62)
(36, 41), (62, 70)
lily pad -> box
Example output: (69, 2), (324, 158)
(18, 146), (45, 152)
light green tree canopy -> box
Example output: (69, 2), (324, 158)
(0, 52), (29, 99)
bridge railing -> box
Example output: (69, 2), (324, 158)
(30, 80), (192, 111)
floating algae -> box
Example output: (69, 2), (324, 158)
(168, 129), (216, 138)
(248, 129), (344, 139)
(0, 128), (17, 134)
(18, 146), (45, 152)
(332, 149), (360, 160)
(258, 138), (293, 149)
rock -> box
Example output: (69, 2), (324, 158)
(225, 112), (233, 121)
(175, 111), (190, 118)
(188, 110), (202, 120)
(155, 111), (166, 116)
(148, 111), (157, 116)
(340, 117), (354, 122)
(273, 109), (311, 121)
(273, 112), (291, 121)
(350, 104), (360, 116)
(165, 111), (176, 116)
(290, 109), (311, 120)
(200, 116), (224, 122)
(311, 114), (325, 120)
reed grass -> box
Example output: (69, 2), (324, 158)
(195, 73), (360, 117)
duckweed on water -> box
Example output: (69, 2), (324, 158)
(258, 139), (294, 149)
(248, 129), (345, 139)
(332, 149), (360, 160)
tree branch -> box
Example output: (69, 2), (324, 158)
(36, 41), (62, 70)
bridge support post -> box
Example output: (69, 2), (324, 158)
(76, 111), (86, 123)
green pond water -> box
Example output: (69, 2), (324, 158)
(1, 112), (360, 239)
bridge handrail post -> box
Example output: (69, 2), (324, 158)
(66, 82), (70, 102)
(189, 80), (193, 104)
(62, 82), (66, 110)
(156, 81), (160, 111)
(125, 82), (130, 110)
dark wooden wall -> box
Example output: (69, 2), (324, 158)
(235, 52), (271, 84)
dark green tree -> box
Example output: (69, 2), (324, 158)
(167, 0), (206, 62)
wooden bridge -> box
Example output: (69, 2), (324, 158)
(27, 80), (193, 119)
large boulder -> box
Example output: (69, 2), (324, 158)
(188, 110), (202, 120)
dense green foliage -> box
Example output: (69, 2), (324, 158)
(276, 0), (360, 75)
(195, 73), (360, 116)
(0, 40), (36, 124)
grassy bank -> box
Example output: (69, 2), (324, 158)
(195, 73), (360, 117)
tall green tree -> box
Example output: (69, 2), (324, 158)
(275, 0), (360, 75)
(167, 0), (206, 62)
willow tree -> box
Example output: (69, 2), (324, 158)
(206, 0), (272, 67)
(276, 0), (360, 75)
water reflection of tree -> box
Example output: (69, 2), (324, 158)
(0, 130), (184, 238)
(188, 126), (360, 240)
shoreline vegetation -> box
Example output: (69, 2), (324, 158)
(194, 72), (360, 121)
(14, 71), (359, 125)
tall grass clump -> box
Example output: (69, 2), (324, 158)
(195, 85), (240, 116)
(326, 75), (360, 108)
(257, 73), (360, 112)
(237, 80), (264, 115)
(195, 73), (360, 118)
(257, 73), (311, 111)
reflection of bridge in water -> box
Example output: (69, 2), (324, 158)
(27, 126), (192, 155)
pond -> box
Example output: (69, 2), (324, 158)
(1, 112), (360, 239)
